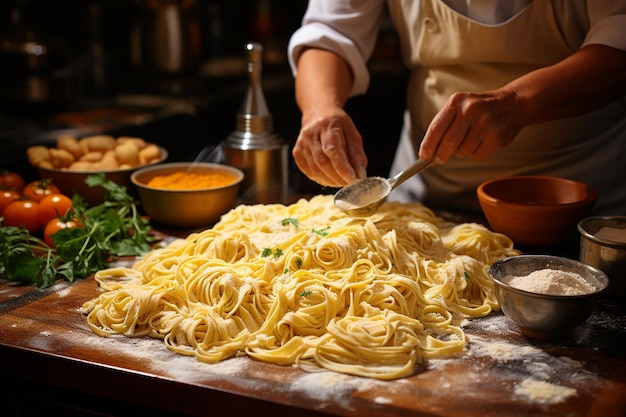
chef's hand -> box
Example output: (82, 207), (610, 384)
(292, 105), (368, 188)
(418, 89), (524, 164)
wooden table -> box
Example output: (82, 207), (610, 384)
(1, 269), (625, 417)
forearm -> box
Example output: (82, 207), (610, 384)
(511, 44), (626, 126)
(295, 48), (354, 118)
(419, 44), (626, 164)
(291, 47), (368, 186)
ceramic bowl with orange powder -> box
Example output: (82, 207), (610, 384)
(131, 162), (244, 228)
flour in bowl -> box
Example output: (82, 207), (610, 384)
(502, 269), (596, 295)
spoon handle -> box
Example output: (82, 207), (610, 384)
(388, 158), (433, 190)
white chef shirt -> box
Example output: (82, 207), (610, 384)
(288, 0), (626, 214)
(289, 0), (626, 99)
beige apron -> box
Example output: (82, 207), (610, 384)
(387, 0), (626, 215)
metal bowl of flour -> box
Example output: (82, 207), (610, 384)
(488, 255), (608, 339)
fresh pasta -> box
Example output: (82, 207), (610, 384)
(81, 195), (520, 380)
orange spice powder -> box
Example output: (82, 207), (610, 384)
(147, 171), (239, 190)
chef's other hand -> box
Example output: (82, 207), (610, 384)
(292, 106), (368, 188)
(418, 89), (523, 164)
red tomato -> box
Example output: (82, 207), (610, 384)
(37, 193), (73, 226)
(3, 199), (41, 233)
(0, 171), (25, 191)
(0, 189), (20, 215)
(43, 217), (83, 247)
(23, 179), (61, 202)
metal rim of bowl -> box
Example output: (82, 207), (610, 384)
(131, 162), (244, 193)
(488, 255), (609, 299)
(578, 215), (626, 250)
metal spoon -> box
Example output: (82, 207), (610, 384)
(334, 158), (433, 217)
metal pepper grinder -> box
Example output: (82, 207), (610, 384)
(222, 42), (289, 204)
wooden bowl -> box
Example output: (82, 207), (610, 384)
(477, 176), (597, 247)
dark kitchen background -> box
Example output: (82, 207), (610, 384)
(0, 0), (408, 196)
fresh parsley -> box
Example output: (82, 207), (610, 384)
(281, 217), (299, 228)
(261, 247), (283, 258)
(311, 226), (330, 237)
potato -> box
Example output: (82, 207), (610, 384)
(26, 145), (50, 166)
(26, 134), (160, 172)
(98, 150), (119, 170)
(114, 141), (140, 166)
(79, 151), (104, 162)
(117, 136), (146, 150)
(69, 160), (97, 170)
(78, 138), (90, 155)
(38, 160), (53, 169)
(57, 135), (84, 158)
(49, 148), (75, 168)
(80, 135), (116, 152)
(138, 144), (161, 165)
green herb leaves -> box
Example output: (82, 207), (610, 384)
(0, 227), (63, 287)
(281, 217), (299, 227)
(281, 216), (330, 237)
(262, 247), (283, 258)
(0, 174), (154, 288)
(311, 226), (330, 237)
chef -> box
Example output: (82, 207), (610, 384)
(287, 0), (626, 215)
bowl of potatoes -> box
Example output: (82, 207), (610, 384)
(27, 135), (167, 205)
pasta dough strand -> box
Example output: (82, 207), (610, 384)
(81, 195), (519, 380)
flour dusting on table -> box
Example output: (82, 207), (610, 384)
(290, 372), (371, 402)
(79, 333), (250, 381)
(515, 378), (577, 404)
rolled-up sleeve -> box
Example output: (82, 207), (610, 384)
(584, 1), (626, 50)
(287, 0), (387, 97)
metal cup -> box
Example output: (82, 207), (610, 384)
(578, 216), (626, 311)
